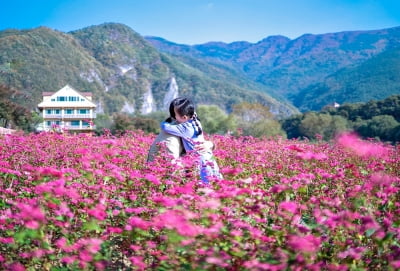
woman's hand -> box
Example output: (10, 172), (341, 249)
(196, 140), (215, 153)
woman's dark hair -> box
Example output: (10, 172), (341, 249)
(169, 97), (195, 118)
(168, 97), (202, 135)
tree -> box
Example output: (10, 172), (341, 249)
(281, 114), (303, 139)
(299, 112), (349, 140)
(197, 104), (236, 134)
(112, 113), (136, 134)
(356, 115), (399, 142)
(112, 113), (159, 135)
(231, 102), (286, 138)
(132, 117), (159, 134)
(0, 84), (31, 130)
(94, 113), (113, 134)
(145, 111), (169, 124)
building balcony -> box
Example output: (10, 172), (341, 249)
(37, 124), (96, 132)
(43, 114), (96, 119)
(63, 125), (95, 131)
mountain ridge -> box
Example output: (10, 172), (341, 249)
(1, 22), (400, 116)
(146, 25), (400, 111)
(0, 23), (297, 117)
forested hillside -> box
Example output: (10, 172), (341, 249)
(2, 22), (400, 131)
(293, 48), (400, 111)
(282, 94), (400, 142)
(0, 23), (296, 117)
(146, 26), (400, 111)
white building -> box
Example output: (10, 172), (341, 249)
(37, 85), (96, 133)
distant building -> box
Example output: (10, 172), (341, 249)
(37, 85), (96, 133)
(322, 102), (340, 111)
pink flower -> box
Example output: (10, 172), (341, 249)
(152, 195), (178, 207)
(287, 234), (321, 254)
(7, 262), (26, 271)
(153, 210), (200, 237)
(286, 144), (304, 152)
(129, 256), (146, 270)
(391, 261), (400, 269)
(16, 202), (46, 222)
(107, 227), (123, 234)
(145, 173), (161, 185)
(336, 132), (390, 159)
(25, 220), (40, 229)
(220, 166), (243, 175)
(87, 203), (107, 220)
(338, 247), (366, 260)
(55, 237), (68, 250)
(127, 217), (150, 230)
(61, 256), (77, 264)
(0, 237), (14, 244)
(279, 201), (299, 215)
(196, 198), (221, 210)
(206, 256), (228, 267)
(85, 238), (103, 254)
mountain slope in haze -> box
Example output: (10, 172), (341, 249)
(293, 47), (400, 111)
(0, 27), (109, 110)
(146, 26), (400, 109)
(0, 23), (298, 117)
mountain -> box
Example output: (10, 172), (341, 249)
(146, 26), (400, 111)
(293, 47), (400, 111)
(0, 27), (109, 110)
(0, 23), (297, 117)
(2, 22), (400, 117)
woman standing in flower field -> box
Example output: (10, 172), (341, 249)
(146, 119), (184, 162)
(160, 97), (222, 184)
(147, 99), (215, 163)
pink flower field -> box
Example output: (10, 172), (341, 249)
(0, 131), (399, 270)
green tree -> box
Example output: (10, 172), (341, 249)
(356, 115), (399, 142)
(0, 84), (31, 130)
(112, 113), (159, 134)
(132, 117), (159, 134)
(197, 104), (236, 134)
(112, 113), (135, 134)
(94, 113), (113, 134)
(145, 111), (169, 124)
(299, 112), (349, 140)
(391, 125), (400, 143)
(281, 114), (303, 139)
(231, 102), (286, 138)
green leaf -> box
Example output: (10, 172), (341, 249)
(167, 230), (184, 244)
(83, 219), (102, 232)
(365, 228), (376, 237)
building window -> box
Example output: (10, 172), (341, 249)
(65, 109), (74, 114)
(68, 96), (81, 101)
(57, 96), (66, 101)
(47, 121), (51, 126)
(71, 120), (80, 126)
(46, 109), (60, 114)
(79, 109), (88, 114)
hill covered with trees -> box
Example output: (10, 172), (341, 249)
(147, 26), (400, 112)
(0, 23), (296, 118)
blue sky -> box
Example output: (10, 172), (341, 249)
(1, 0), (400, 45)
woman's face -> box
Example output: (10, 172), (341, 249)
(174, 107), (189, 123)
